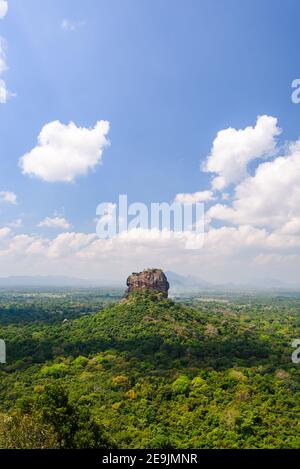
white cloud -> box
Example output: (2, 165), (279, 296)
(0, 191), (17, 204)
(0, 222), (300, 284)
(175, 190), (215, 204)
(0, 1), (8, 19)
(47, 232), (96, 258)
(38, 216), (72, 230)
(0, 37), (13, 103)
(61, 19), (85, 32)
(2, 115), (300, 285)
(208, 138), (300, 228)
(19, 120), (110, 182)
(0, 227), (10, 238)
(280, 217), (300, 235)
(0, 78), (8, 103)
(8, 218), (23, 228)
(0, 234), (45, 258)
(0, 40), (9, 103)
(203, 115), (281, 190)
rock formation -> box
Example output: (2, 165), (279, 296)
(125, 269), (169, 298)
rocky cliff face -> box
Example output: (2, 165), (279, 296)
(126, 269), (169, 298)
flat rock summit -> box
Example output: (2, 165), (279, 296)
(126, 269), (170, 298)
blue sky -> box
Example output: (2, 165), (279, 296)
(1, 0), (300, 284)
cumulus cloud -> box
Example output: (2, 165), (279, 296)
(0, 227), (10, 238)
(38, 216), (72, 230)
(208, 138), (300, 228)
(175, 190), (215, 203)
(47, 232), (96, 259)
(0, 0), (7, 19)
(0, 221), (300, 284)
(19, 120), (110, 182)
(280, 217), (300, 235)
(0, 191), (17, 204)
(3, 115), (300, 285)
(203, 115), (281, 190)
(0, 78), (9, 103)
(0, 234), (46, 258)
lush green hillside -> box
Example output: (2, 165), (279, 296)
(0, 292), (299, 448)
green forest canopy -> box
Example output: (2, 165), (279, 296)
(0, 289), (299, 449)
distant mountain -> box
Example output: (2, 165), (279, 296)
(165, 271), (300, 292)
(0, 276), (101, 287)
(0, 273), (299, 291)
(166, 271), (213, 290)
